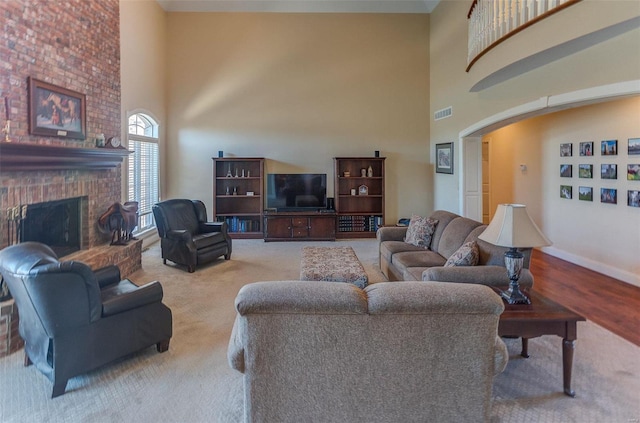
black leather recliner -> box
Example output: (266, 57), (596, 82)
(0, 242), (173, 398)
(152, 199), (232, 273)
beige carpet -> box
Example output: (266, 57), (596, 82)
(1, 239), (639, 422)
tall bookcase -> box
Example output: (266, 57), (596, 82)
(212, 157), (265, 239)
(334, 157), (385, 238)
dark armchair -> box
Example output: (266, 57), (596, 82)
(152, 199), (232, 273)
(0, 242), (172, 398)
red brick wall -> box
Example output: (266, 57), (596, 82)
(0, 0), (120, 147)
(0, 299), (24, 357)
(0, 0), (122, 249)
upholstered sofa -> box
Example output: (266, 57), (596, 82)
(228, 280), (508, 423)
(377, 210), (533, 287)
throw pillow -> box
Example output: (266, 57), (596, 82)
(404, 215), (438, 249)
(444, 241), (480, 267)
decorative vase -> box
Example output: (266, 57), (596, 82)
(367, 165), (373, 177)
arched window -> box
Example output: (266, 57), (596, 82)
(127, 112), (159, 235)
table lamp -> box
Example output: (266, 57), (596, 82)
(478, 204), (551, 304)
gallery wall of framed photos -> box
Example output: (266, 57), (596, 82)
(558, 137), (640, 207)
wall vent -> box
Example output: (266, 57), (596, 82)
(434, 106), (453, 121)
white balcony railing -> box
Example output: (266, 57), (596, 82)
(467, 0), (581, 72)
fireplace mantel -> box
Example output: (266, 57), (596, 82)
(0, 142), (131, 171)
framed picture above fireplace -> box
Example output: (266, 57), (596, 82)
(28, 77), (86, 140)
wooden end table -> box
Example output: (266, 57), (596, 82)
(496, 289), (586, 397)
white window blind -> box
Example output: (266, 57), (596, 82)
(127, 113), (159, 235)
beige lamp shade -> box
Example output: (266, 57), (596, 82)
(478, 204), (551, 248)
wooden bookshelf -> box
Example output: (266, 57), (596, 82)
(334, 157), (385, 239)
(212, 157), (265, 239)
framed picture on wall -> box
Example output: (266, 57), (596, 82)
(560, 143), (572, 157)
(578, 164), (593, 178)
(28, 77), (86, 140)
(435, 143), (454, 174)
(629, 190), (640, 207)
(579, 141), (594, 156)
(629, 138), (640, 155)
(578, 186), (593, 201)
(560, 185), (572, 199)
(601, 139), (618, 156)
(560, 164), (572, 177)
(600, 188), (617, 204)
(600, 164), (617, 179)
(628, 164), (640, 181)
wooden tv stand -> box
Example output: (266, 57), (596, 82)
(263, 211), (336, 241)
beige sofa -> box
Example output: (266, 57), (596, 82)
(377, 210), (534, 288)
(228, 280), (508, 423)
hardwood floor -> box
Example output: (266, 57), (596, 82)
(528, 249), (640, 347)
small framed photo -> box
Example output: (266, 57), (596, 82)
(358, 184), (368, 195)
(629, 138), (640, 155)
(578, 164), (593, 178)
(560, 143), (573, 157)
(560, 164), (572, 177)
(578, 186), (593, 201)
(600, 164), (617, 179)
(28, 77), (87, 140)
(435, 142), (454, 174)
(579, 141), (594, 156)
(601, 139), (618, 156)
(560, 185), (572, 199)
(600, 188), (617, 204)
(628, 164), (640, 181)
(629, 190), (640, 207)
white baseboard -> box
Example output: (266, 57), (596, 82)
(540, 246), (640, 288)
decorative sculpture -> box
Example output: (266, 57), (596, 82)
(98, 201), (139, 245)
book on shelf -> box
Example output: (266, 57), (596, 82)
(337, 215), (382, 232)
(218, 216), (260, 233)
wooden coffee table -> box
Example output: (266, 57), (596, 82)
(496, 289), (586, 397)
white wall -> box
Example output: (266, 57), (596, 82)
(120, 0), (167, 243)
(430, 0), (640, 286)
(164, 13), (431, 224)
(430, 0), (640, 213)
(484, 97), (640, 285)
(120, 0), (167, 125)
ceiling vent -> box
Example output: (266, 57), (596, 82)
(434, 106), (453, 121)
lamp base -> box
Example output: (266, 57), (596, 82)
(502, 248), (530, 305)
(500, 285), (531, 305)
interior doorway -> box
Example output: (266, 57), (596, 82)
(459, 80), (639, 221)
(481, 139), (490, 224)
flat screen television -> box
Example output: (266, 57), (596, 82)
(266, 173), (327, 211)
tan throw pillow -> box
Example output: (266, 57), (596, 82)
(404, 215), (438, 249)
(444, 241), (480, 267)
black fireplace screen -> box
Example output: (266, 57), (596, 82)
(20, 198), (81, 257)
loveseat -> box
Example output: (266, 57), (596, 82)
(228, 280), (508, 423)
(377, 210), (533, 287)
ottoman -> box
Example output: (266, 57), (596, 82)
(300, 246), (368, 288)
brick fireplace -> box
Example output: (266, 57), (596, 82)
(0, 143), (130, 249)
(1, 0), (124, 357)
(0, 142), (141, 358)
